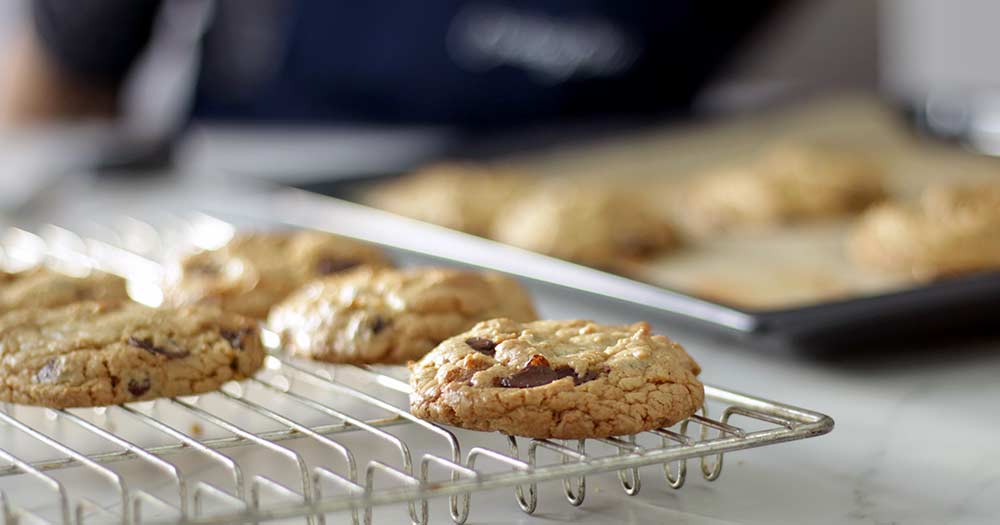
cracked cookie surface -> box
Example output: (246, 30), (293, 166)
(268, 267), (538, 364)
(0, 268), (129, 312)
(164, 231), (392, 318)
(0, 301), (265, 407)
(409, 318), (704, 439)
(849, 182), (1000, 279)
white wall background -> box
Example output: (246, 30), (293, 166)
(881, 0), (1000, 98)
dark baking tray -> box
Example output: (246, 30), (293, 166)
(273, 176), (1000, 351)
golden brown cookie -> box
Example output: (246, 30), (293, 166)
(367, 162), (530, 236)
(409, 318), (704, 439)
(849, 182), (1000, 279)
(164, 231), (392, 318)
(683, 145), (886, 236)
(268, 267), (538, 364)
(0, 301), (265, 407)
(0, 267), (129, 312)
(491, 181), (678, 268)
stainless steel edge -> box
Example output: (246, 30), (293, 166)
(214, 188), (759, 333)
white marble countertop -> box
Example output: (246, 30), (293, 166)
(0, 130), (997, 524)
(526, 285), (1000, 525)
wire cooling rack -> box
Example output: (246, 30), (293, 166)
(0, 218), (834, 524)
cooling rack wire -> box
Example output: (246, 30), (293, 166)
(0, 217), (833, 524)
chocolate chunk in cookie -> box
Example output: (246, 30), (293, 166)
(316, 258), (362, 275)
(127, 336), (191, 359)
(465, 337), (497, 356)
(220, 327), (256, 350)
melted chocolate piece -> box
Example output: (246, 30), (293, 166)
(496, 365), (560, 388)
(496, 358), (603, 388)
(35, 359), (62, 384)
(128, 336), (190, 359)
(127, 377), (151, 396)
(370, 316), (389, 334)
(188, 263), (220, 275)
(221, 327), (255, 350)
(465, 337), (497, 356)
(316, 258), (361, 275)
(620, 236), (661, 257)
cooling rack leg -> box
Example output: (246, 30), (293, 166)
(561, 440), (587, 506)
(312, 468), (362, 525)
(0, 448), (72, 524)
(698, 407), (725, 481)
(617, 435), (641, 496)
(506, 437), (538, 514)
(654, 424), (694, 490)
(0, 411), (131, 524)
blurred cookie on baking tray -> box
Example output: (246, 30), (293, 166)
(164, 231), (392, 319)
(0, 267), (129, 312)
(0, 300), (265, 407)
(681, 144), (887, 236)
(491, 181), (679, 269)
(849, 181), (1000, 280)
(268, 266), (537, 364)
(409, 318), (704, 439)
(367, 162), (531, 236)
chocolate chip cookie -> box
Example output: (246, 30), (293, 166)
(409, 318), (704, 439)
(268, 267), (538, 364)
(849, 182), (1000, 279)
(491, 182), (678, 269)
(164, 231), (392, 318)
(0, 301), (265, 407)
(683, 145), (886, 236)
(0, 267), (129, 312)
(367, 162), (530, 236)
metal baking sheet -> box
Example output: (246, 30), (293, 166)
(285, 96), (1000, 348)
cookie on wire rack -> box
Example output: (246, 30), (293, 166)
(0, 267), (129, 312)
(163, 230), (393, 319)
(409, 318), (704, 439)
(268, 267), (538, 364)
(0, 300), (265, 407)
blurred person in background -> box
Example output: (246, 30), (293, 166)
(0, 1), (781, 134)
